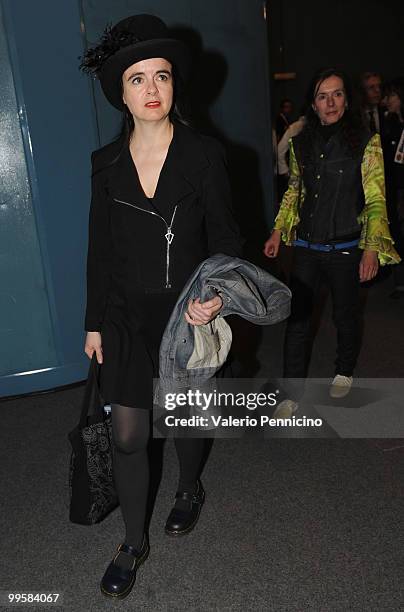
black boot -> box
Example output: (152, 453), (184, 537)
(165, 479), (205, 537)
(100, 535), (149, 599)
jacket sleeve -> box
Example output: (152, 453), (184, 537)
(84, 152), (112, 331)
(202, 139), (243, 257)
(273, 139), (303, 244)
(358, 133), (401, 265)
(277, 130), (291, 175)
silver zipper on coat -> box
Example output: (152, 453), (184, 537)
(113, 198), (178, 288)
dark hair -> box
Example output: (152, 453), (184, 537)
(383, 77), (404, 115)
(297, 67), (365, 163)
(359, 71), (382, 88)
(357, 71), (382, 107)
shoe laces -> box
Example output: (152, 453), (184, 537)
(333, 375), (352, 386)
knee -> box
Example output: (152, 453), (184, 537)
(285, 316), (311, 338)
(332, 306), (358, 327)
(113, 433), (148, 455)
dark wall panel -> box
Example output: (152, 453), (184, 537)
(0, 0), (97, 395)
(269, 0), (404, 114)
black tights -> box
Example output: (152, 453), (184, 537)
(111, 404), (205, 550)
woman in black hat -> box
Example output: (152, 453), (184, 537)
(80, 14), (242, 599)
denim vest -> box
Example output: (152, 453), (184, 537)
(294, 128), (372, 243)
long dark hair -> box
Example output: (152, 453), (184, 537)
(383, 78), (404, 118)
(297, 67), (365, 163)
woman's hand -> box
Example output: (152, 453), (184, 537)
(185, 296), (223, 326)
(359, 249), (379, 282)
(263, 230), (281, 258)
(85, 331), (103, 364)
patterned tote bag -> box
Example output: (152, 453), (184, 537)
(68, 354), (118, 524)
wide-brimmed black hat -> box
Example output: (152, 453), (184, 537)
(80, 14), (191, 110)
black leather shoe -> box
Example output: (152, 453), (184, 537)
(100, 536), (149, 599)
(165, 480), (205, 537)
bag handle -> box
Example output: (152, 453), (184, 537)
(78, 353), (104, 428)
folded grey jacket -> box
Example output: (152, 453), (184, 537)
(154, 254), (291, 401)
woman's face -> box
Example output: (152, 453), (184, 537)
(312, 75), (346, 125)
(386, 92), (401, 115)
(122, 57), (174, 123)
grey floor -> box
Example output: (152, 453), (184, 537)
(1, 269), (404, 611)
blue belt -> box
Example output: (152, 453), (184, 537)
(293, 238), (360, 252)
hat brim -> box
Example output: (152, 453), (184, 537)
(99, 38), (191, 110)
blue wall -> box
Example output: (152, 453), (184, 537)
(0, 0), (97, 395)
(0, 0), (273, 396)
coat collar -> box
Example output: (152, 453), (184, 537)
(109, 121), (210, 217)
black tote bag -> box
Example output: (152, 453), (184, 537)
(68, 354), (118, 524)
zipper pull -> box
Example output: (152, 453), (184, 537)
(165, 228), (174, 244)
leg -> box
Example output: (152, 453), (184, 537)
(164, 437), (206, 536)
(390, 189), (404, 294)
(327, 248), (362, 376)
(111, 404), (150, 551)
(174, 437), (205, 507)
(100, 405), (150, 599)
(392, 260), (404, 291)
(283, 247), (321, 400)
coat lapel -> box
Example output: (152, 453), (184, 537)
(108, 121), (211, 220)
(109, 141), (151, 209)
(152, 122), (210, 216)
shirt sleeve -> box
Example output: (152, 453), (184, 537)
(359, 133), (401, 265)
(84, 153), (113, 331)
(273, 139), (302, 244)
(202, 141), (244, 257)
(277, 130), (291, 175)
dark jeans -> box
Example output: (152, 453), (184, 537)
(283, 245), (362, 400)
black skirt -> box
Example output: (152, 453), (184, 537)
(99, 290), (179, 409)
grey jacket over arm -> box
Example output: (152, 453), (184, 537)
(155, 254), (292, 402)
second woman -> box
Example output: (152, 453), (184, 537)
(264, 68), (400, 413)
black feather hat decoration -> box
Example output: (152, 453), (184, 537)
(79, 25), (141, 76)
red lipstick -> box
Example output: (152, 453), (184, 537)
(145, 101), (161, 108)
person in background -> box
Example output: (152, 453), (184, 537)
(277, 113), (306, 200)
(264, 67), (400, 416)
(359, 71), (384, 135)
(382, 78), (404, 298)
(275, 98), (294, 142)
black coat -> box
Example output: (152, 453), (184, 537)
(382, 114), (404, 253)
(85, 120), (242, 408)
(383, 114), (404, 192)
